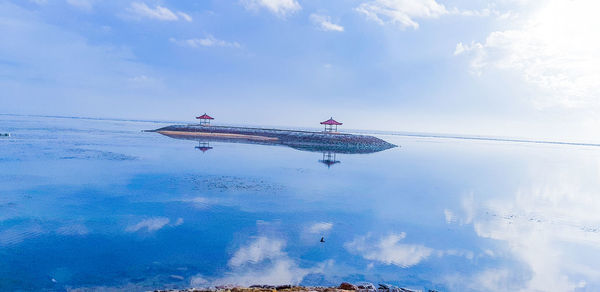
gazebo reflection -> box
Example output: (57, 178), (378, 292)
(195, 141), (213, 153)
(319, 151), (340, 168)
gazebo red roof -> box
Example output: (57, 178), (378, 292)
(195, 146), (213, 152)
(320, 117), (342, 125)
(196, 114), (214, 120)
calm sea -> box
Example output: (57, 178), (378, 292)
(1, 115), (600, 291)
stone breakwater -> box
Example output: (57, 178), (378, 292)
(154, 282), (432, 292)
(152, 125), (397, 154)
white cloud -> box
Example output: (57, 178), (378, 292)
(241, 0), (301, 17)
(128, 74), (151, 82)
(125, 217), (170, 232)
(199, 236), (328, 286)
(455, 0), (600, 108)
(447, 161), (600, 291)
(56, 223), (89, 235)
(345, 233), (433, 267)
(356, 0), (505, 29)
(310, 13), (344, 31)
(66, 0), (94, 11)
(450, 7), (504, 18)
(190, 275), (209, 286)
(174, 217), (184, 226)
(228, 237), (285, 267)
(169, 36), (240, 48)
(0, 224), (45, 246)
(177, 12), (193, 22)
(181, 197), (215, 209)
(440, 249), (474, 260)
(0, 2), (164, 118)
(356, 0), (448, 29)
(215, 258), (316, 286)
(443, 268), (522, 292)
(310, 14), (344, 32)
(307, 222), (333, 234)
(444, 209), (456, 224)
(128, 2), (192, 22)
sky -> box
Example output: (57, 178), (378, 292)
(1, 0), (600, 141)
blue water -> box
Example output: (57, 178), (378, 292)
(2, 115), (600, 291)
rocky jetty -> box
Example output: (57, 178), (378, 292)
(151, 125), (396, 154)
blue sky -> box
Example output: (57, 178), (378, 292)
(2, 0), (599, 141)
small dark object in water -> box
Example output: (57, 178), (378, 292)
(320, 237), (325, 243)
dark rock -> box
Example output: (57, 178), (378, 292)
(276, 285), (292, 290)
(338, 282), (357, 290)
(356, 282), (376, 291)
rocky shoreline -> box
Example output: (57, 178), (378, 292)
(151, 125), (397, 154)
(154, 282), (432, 292)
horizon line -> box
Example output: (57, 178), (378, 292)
(2, 113), (600, 149)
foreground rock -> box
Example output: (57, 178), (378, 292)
(338, 282), (357, 290)
(152, 282), (432, 292)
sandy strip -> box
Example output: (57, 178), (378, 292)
(157, 130), (279, 142)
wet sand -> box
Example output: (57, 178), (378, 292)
(157, 130), (279, 142)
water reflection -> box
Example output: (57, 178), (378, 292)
(3, 115), (600, 291)
(195, 141), (213, 153)
(188, 138), (344, 168)
(190, 138), (343, 168)
(171, 134), (355, 168)
(319, 152), (340, 168)
(157, 131), (393, 154)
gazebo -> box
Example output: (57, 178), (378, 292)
(195, 141), (213, 153)
(319, 152), (340, 168)
(196, 113), (214, 126)
(320, 117), (342, 132)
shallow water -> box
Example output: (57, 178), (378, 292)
(2, 115), (600, 291)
